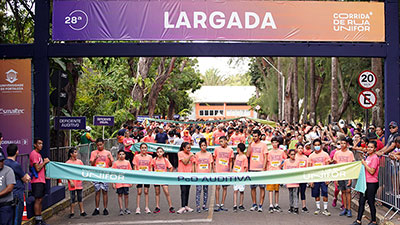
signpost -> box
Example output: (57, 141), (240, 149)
(54, 116), (86, 130)
(357, 70), (377, 133)
(93, 115), (115, 139)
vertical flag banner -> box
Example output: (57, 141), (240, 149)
(0, 59), (32, 155)
(53, 0), (384, 42)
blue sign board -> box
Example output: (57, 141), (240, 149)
(55, 116), (86, 130)
(93, 116), (114, 126)
(136, 115), (150, 122)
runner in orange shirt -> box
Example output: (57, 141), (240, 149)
(233, 143), (248, 212)
(194, 139), (213, 213)
(295, 143), (309, 212)
(66, 148), (86, 218)
(112, 150), (133, 215)
(133, 143), (153, 214)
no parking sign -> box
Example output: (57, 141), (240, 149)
(358, 90), (377, 109)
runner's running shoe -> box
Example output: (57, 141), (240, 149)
(250, 204), (258, 211)
(322, 209), (331, 216)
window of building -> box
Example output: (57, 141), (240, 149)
(205, 110), (209, 116)
(199, 110), (204, 116)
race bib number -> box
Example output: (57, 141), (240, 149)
(96, 162), (106, 168)
(156, 169), (164, 172)
(199, 164), (209, 170)
(139, 166), (148, 171)
(299, 161), (306, 167)
(314, 162), (322, 166)
(251, 155), (260, 161)
(271, 161), (280, 167)
(219, 159), (228, 166)
(233, 165), (241, 172)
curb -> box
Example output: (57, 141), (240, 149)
(22, 184), (95, 225)
(328, 185), (391, 225)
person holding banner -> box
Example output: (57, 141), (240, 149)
(247, 129), (268, 212)
(351, 141), (380, 225)
(177, 142), (195, 214)
(133, 143), (153, 214)
(151, 147), (175, 214)
(213, 136), (234, 212)
(308, 139), (331, 216)
(65, 148), (86, 218)
(90, 138), (114, 216)
(194, 138), (213, 213)
(112, 150), (133, 216)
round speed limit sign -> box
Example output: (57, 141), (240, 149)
(358, 70), (377, 89)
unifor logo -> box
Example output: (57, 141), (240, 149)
(5, 69), (18, 83)
(303, 168), (346, 180)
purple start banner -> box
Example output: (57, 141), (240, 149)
(52, 0), (385, 42)
(93, 116), (114, 126)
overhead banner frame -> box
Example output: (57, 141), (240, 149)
(53, 0), (385, 42)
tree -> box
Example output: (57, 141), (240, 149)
(331, 57), (339, 122)
(201, 68), (226, 86)
(292, 57), (299, 123)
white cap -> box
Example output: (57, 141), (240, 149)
(86, 126), (92, 131)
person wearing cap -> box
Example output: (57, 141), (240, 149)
(0, 150), (16, 225)
(377, 121), (399, 156)
(80, 126), (95, 145)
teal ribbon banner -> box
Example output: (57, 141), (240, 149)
(46, 161), (366, 192)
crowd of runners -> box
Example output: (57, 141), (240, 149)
(1, 118), (400, 225)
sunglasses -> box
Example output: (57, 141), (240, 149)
(390, 126), (396, 129)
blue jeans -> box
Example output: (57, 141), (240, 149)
(14, 196), (24, 225)
(0, 205), (14, 225)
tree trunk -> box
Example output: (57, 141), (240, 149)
(277, 57), (283, 121)
(292, 57), (299, 123)
(147, 57), (177, 117)
(371, 58), (383, 127)
(284, 62), (293, 123)
(167, 98), (176, 120)
(130, 57), (154, 117)
(337, 59), (351, 119)
(309, 57), (316, 125)
(65, 58), (82, 114)
(303, 57), (308, 123)
(314, 74), (325, 111)
(331, 57), (339, 122)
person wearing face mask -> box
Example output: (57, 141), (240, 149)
(308, 139), (331, 216)
(351, 141), (380, 225)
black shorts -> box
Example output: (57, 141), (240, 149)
(32, 183), (45, 198)
(136, 184), (150, 189)
(338, 180), (352, 191)
(70, 190), (83, 203)
(116, 187), (130, 195)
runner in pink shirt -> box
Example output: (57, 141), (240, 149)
(233, 143), (248, 212)
(212, 125), (225, 146)
(295, 143), (309, 212)
(213, 136), (233, 212)
(194, 139), (213, 213)
(266, 137), (287, 213)
(283, 149), (300, 214)
(89, 138), (114, 216)
(151, 147), (175, 214)
(246, 130), (268, 212)
(122, 130), (135, 167)
(65, 147), (86, 218)
(352, 141), (380, 225)
(112, 150), (133, 215)
(177, 142), (195, 214)
(133, 143), (153, 214)
(333, 138), (355, 217)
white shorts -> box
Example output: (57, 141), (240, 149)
(233, 184), (245, 192)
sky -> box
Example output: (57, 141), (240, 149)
(195, 57), (250, 77)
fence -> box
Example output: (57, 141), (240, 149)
(353, 150), (399, 220)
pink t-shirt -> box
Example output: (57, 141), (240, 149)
(214, 146), (234, 172)
(123, 138), (135, 152)
(267, 149), (287, 171)
(112, 160), (132, 188)
(333, 149), (355, 164)
(233, 154), (248, 173)
(248, 142), (269, 171)
(308, 151), (330, 167)
(295, 154), (308, 168)
(195, 151), (213, 173)
(213, 130), (225, 145)
(30, 150), (45, 183)
(65, 159), (84, 190)
(182, 135), (192, 143)
(178, 151), (194, 173)
(90, 149), (114, 168)
(230, 134), (245, 145)
(152, 157), (173, 172)
(365, 154), (380, 183)
(133, 154), (152, 171)
(283, 159), (300, 187)
(141, 136), (156, 143)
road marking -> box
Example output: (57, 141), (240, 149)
(73, 219), (212, 225)
(207, 185), (216, 220)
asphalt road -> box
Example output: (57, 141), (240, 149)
(48, 184), (369, 225)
